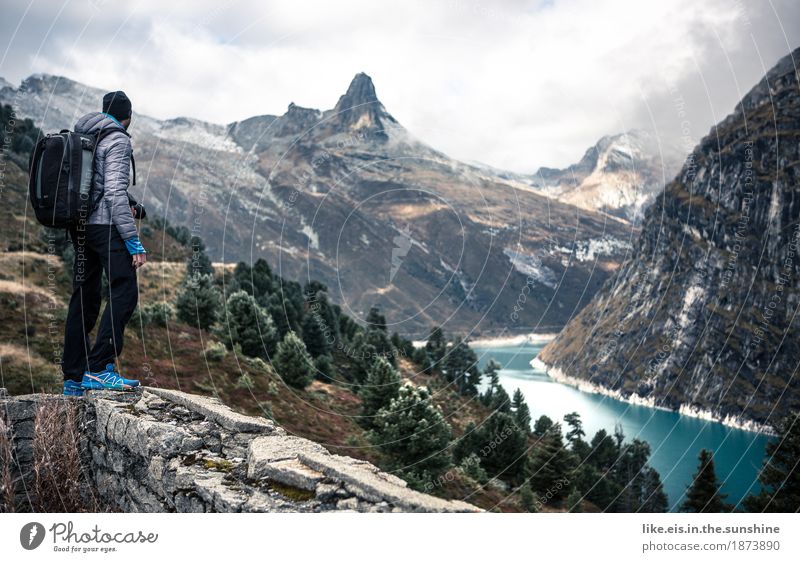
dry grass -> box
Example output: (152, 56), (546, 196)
(31, 400), (101, 512)
(135, 260), (188, 304)
(0, 344), (61, 396)
(0, 279), (62, 306)
(0, 416), (14, 512)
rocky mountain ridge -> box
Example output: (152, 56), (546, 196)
(1, 72), (635, 335)
(528, 129), (685, 223)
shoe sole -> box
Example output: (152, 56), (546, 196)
(82, 374), (140, 391)
(81, 382), (138, 391)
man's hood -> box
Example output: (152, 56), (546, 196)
(74, 112), (127, 135)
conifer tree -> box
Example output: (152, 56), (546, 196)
(452, 421), (484, 464)
(490, 385), (512, 414)
(176, 273), (223, 330)
(443, 338), (481, 395)
(587, 428), (620, 471)
(573, 463), (620, 512)
(302, 311), (332, 357)
(359, 357), (402, 428)
(528, 427), (575, 505)
(186, 236), (214, 277)
(459, 453), (489, 484)
(681, 449), (731, 513)
(273, 331), (314, 389)
(564, 411), (591, 460)
(366, 306), (387, 332)
(313, 354), (334, 381)
(744, 414), (800, 512)
(564, 412), (586, 443)
(365, 327), (395, 365)
(251, 258), (274, 298)
(390, 332), (414, 359)
(231, 261), (255, 295)
(478, 411), (529, 484)
(511, 388), (532, 431)
(371, 384), (452, 482)
(640, 467), (669, 513)
(219, 290), (278, 358)
(520, 483), (540, 512)
(613, 439), (668, 513)
(567, 488), (584, 512)
(350, 331), (378, 384)
(533, 415), (555, 438)
(265, 288), (303, 338)
(480, 359), (502, 406)
(338, 311), (360, 343)
(412, 346), (432, 372)
(425, 326), (447, 367)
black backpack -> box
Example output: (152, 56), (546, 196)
(28, 128), (135, 228)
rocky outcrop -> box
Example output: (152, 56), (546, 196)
(530, 129), (685, 222)
(0, 388), (479, 513)
(331, 72), (397, 137)
(538, 48), (800, 430)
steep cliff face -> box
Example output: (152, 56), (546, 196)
(538, 48), (800, 430)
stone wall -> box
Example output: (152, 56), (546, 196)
(0, 387), (479, 513)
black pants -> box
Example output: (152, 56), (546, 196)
(61, 224), (139, 382)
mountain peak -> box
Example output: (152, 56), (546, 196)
(331, 72), (396, 137)
(337, 72), (379, 109)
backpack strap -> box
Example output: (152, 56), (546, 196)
(130, 151), (136, 186)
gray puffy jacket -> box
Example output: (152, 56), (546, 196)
(74, 112), (138, 240)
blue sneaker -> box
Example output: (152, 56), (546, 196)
(63, 380), (85, 396)
(81, 363), (140, 391)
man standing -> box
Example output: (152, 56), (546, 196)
(61, 91), (146, 396)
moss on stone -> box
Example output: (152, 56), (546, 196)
(203, 458), (234, 472)
(268, 480), (316, 502)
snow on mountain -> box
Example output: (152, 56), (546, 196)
(528, 129), (685, 223)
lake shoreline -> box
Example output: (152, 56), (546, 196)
(469, 333), (557, 348)
(530, 358), (777, 437)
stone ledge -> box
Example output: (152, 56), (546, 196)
(247, 434), (328, 478)
(298, 452), (479, 513)
(257, 458), (324, 491)
(247, 435), (480, 513)
(145, 387), (275, 434)
(0, 388), (482, 513)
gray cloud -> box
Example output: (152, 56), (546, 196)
(1, 0), (798, 172)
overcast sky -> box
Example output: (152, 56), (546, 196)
(1, 0), (798, 172)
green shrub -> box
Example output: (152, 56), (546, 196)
(217, 290), (277, 359)
(203, 341), (227, 362)
(176, 273), (223, 330)
(313, 354), (334, 381)
(128, 302), (174, 331)
(359, 357), (401, 428)
(273, 331), (314, 389)
(370, 383), (452, 482)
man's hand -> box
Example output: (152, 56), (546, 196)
(131, 205), (136, 217)
(132, 253), (147, 270)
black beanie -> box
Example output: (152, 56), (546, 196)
(102, 91), (132, 122)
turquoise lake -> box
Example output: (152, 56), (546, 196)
(472, 343), (772, 511)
